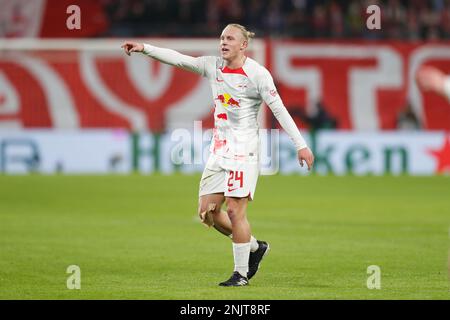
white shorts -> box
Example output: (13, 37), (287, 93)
(199, 154), (260, 200)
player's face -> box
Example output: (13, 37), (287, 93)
(220, 26), (247, 62)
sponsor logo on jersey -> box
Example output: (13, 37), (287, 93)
(217, 113), (228, 120)
(216, 93), (240, 108)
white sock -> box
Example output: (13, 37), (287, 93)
(229, 235), (259, 253)
(250, 236), (259, 252)
(232, 242), (251, 278)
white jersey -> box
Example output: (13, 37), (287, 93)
(142, 44), (307, 161)
(200, 56), (282, 160)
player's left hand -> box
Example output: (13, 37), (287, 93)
(298, 147), (314, 171)
(199, 203), (216, 227)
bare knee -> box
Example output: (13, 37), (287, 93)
(226, 205), (246, 224)
(226, 207), (235, 221)
(226, 197), (248, 224)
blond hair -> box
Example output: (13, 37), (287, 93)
(226, 23), (255, 42)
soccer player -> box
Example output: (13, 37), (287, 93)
(121, 24), (314, 286)
(416, 66), (450, 102)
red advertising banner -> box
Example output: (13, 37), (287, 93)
(268, 41), (450, 131)
(0, 40), (449, 131)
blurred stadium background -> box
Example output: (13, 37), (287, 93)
(0, 0), (449, 299)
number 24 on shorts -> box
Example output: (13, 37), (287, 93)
(227, 170), (244, 192)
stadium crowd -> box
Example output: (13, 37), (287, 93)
(101, 0), (450, 40)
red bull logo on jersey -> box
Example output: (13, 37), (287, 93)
(217, 113), (228, 120)
(216, 93), (240, 108)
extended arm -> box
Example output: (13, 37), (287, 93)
(121, 41), (206, 76)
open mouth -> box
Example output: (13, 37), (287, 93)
(221, 47), (229, 54)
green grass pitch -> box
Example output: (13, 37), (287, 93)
(0, 174), (449, 299)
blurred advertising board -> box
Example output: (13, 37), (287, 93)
(0, 130), (130, 174)
(278, 131), (448, 176)
(0, 130), (447, 176)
